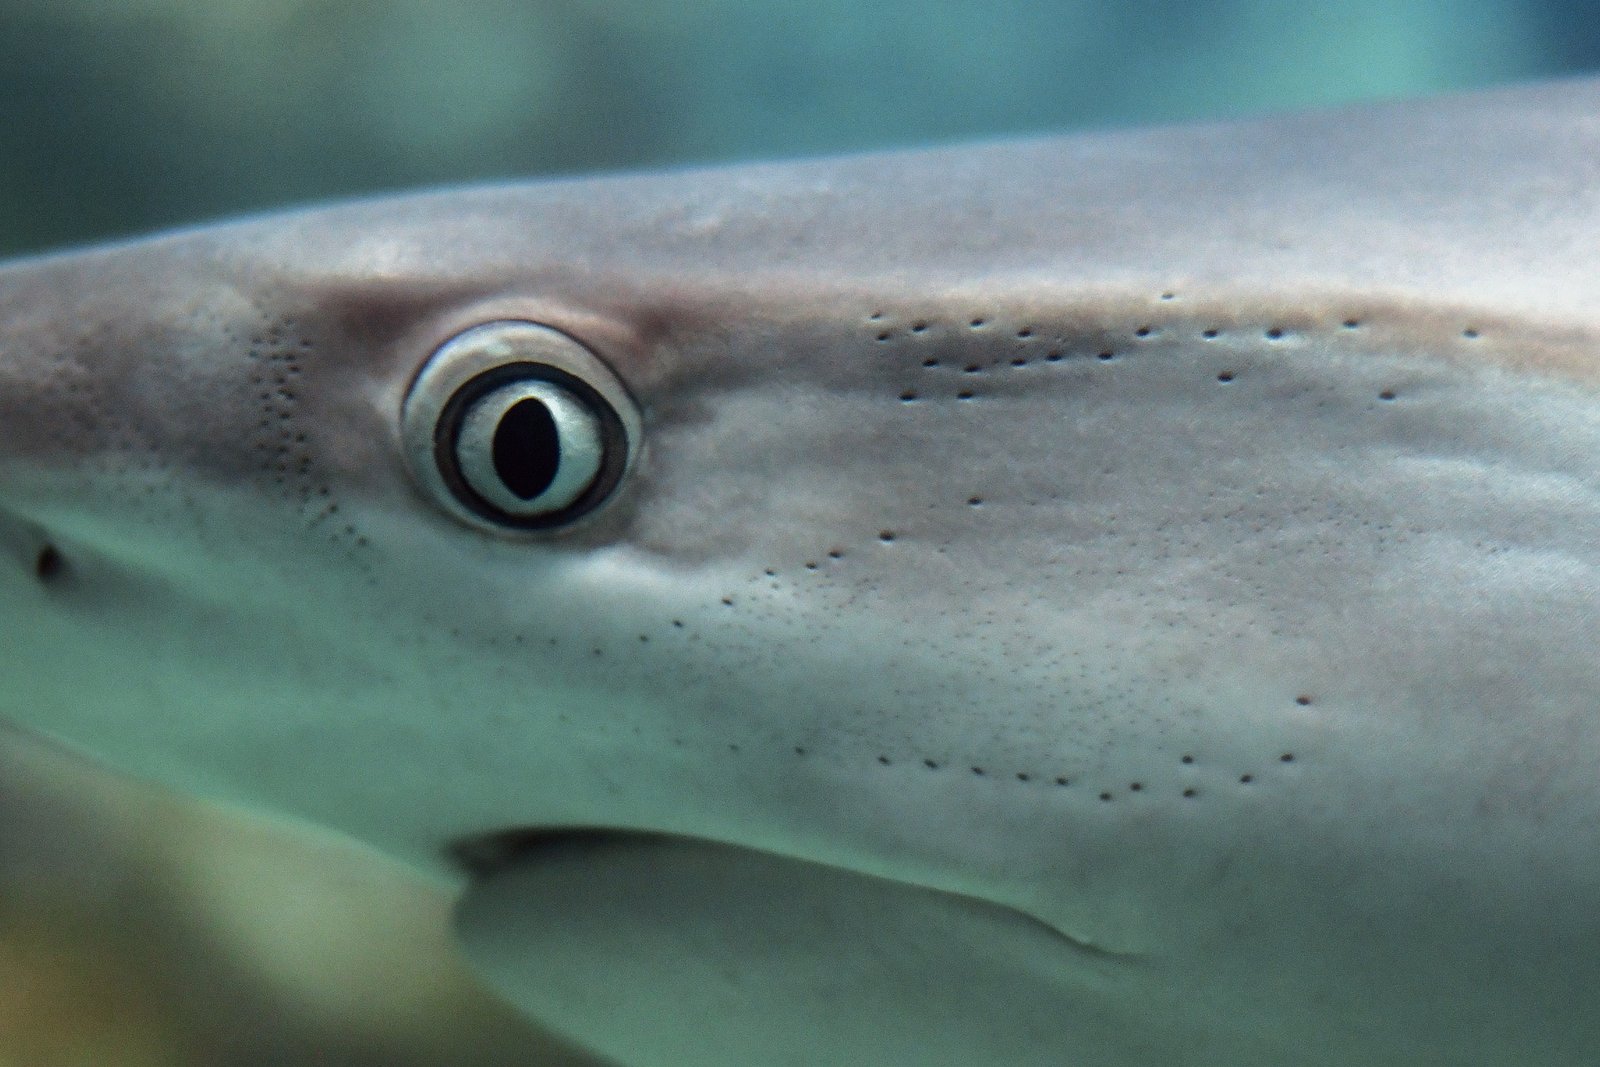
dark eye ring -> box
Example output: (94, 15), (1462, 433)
(402, 321), (638, 533)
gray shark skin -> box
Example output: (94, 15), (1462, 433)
(1, 76), (1599, 1065)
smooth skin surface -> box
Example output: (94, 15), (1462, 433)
(0, 78), (1598, 1063)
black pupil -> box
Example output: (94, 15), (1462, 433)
(492, 397), (560, 500)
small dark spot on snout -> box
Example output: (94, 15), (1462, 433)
(34, 545), (64, 582)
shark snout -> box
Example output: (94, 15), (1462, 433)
(0, 243), (299, 616)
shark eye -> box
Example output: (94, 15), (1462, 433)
(402, 321), (637, 533)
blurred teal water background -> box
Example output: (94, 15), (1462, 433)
(0, 0), (1594, 255)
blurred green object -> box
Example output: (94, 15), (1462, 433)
(0, 0), (1589, 253)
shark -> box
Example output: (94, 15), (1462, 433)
(0, 75), (1598, 1066)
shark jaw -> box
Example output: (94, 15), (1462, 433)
(2, 79), (1600, 1064)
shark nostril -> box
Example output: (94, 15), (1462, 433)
(34, 544), (63, 582)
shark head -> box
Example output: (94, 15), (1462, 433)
(1, 79), (1599, 1065)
